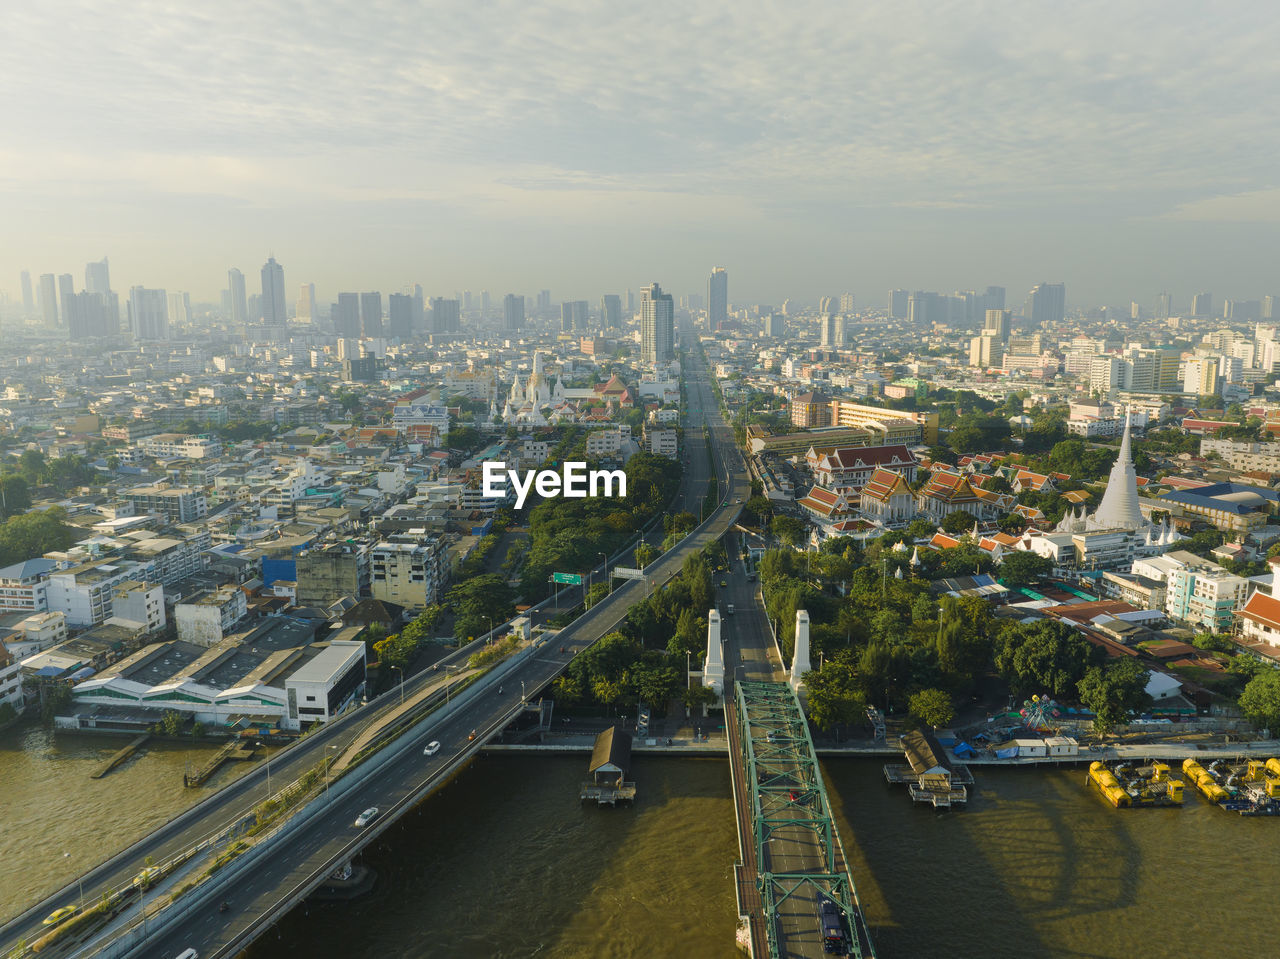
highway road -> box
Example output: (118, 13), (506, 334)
(124, 337), (753, 957)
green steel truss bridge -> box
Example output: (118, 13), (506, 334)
(729, 681), (877, 959)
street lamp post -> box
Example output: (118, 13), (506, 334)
(445, 664), (458, 705)
(598, 552), (609, 599)
(391, 665), (404, 706)
(62, 852), (84, 911)
(255, 741), (272, 798)
(521, 679), (527, 704)
(325, 744), (338, 802)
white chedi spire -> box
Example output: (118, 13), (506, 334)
(1091, 407), (1145, 531)
(790, 610), (812, 691)
(703, 608), (725, 696)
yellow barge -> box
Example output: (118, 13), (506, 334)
(1183, 758), (1280, 815)
(1088, 760), (1183, 808)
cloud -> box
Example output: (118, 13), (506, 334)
(1164, 188), (1280, 223)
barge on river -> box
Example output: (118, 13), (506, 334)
(1088, 760), (1184, 808)
(1183, 757), (1280, 815)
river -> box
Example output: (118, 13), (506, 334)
(6, 733), (1280, 958)
(0, 722), (264, 919)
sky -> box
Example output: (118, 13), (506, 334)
(2, 0), (1278, 310)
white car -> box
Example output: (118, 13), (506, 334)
(354, 806), (379, 827)
(423, 741), (441, 756)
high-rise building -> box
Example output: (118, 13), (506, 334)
(819, 314), (844, 348)
(1192, 292), (1213, 317)
(600, 294), (621, 329)
(39, 274), (58, 327)
(57, 274), (75, 325)
(129, 287), (169, 340)
(984, 286), (1006, 312)
(480, 290), (491, 315)
(625, 289), (635, 313)
(1089, 356), (1124, 396)
(818, 295), (835, 314)
(1155, 292), (1173, 319)
(983, 309), (1012, 342)
(1026, 282), (1066, 326)
(260, 257), (286, 327)
(20, 271), (33, 314)
(561, 300), (588, 332)
(297, 283), (316, 322)
(1183, 356), (1220, 396)
(968, 334), (1003, 368)
(1224, 299), (1261, 323)
(167, 291), (191, 327)
(839, 293), (856, 313)
(85, 258), (110, 294)
(335, 293), (361, 336)
(430, 297), (460, 334)
(502, 294), (525, 332)
(536, 290), (551, 311)
(388, 293), (414, 339)
(360, 292), (383, 336)
(907, 291), (942, 326)
(66, 290), (118, 338)
(765, 313), (785, 338)
(462, 290), (472, 311)
(708, 267), (728, 329)
(888, 289), (909, 318)
(228, 268), (248, 326)
(640, 282), (674, 364)
(1264, 296), (1278, 320)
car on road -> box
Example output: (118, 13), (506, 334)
(43, 905), (77, 926)
(132, 867), (160, 889)
(423, 741), (441, 756)
(726, 604), (735, 615)
(176, 950), (200, 959)
(354, 806), (379, 827)
(719, 580), (727, 587)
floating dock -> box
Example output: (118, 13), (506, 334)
(579, 726), (636, 805)
(1088, 760), (1184, 808)
(1183, 757), (1280, 815)
(885, 730), (973, 808)
(90, 734), (149, 779)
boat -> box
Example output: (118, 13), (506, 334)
(1088, 760), (1183, 808)
(1182, 757), (1280, 815)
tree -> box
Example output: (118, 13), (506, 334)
(908, 688), (954, 728)
(1077, 659), (1151, 734)
(447, 574), (516, 642)
(770, 515), (807, 547)
(804, 655), (865, 731)
(1239, 669), (1280, 733)
(941, 510), (978, 536)
(683, 683), (719, 712)
(998, 550), (1052, 587)
(0, 475), (32, 518)
(0, 510), (76, 568)
(995, 620), (1104, 699)
(634, 542), (656, 569)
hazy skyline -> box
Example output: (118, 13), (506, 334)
(3, 1), (1278, 307)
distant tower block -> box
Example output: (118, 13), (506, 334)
(703, 608), (725, 696)
(790, 610), (812, 690)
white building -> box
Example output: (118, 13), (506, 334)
(111, 581), (166, 634)
(647, 428), (679, 459)
(371, 536), (445, 609)
(287, 640), (367, 728)
(138, 433), (222, 459)
(174, 586), (248, 647)
(0, 611), (66, 659)
(0, 644), (22, 714)
(45, 562), (137, 627)
(0, 559), (56, 613)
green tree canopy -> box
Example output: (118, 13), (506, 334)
(908, 688), (955, 728)
(995, 620), (1104, 699)
(1077, 659), (1152, 734)
(1239, 669), (1280, 733)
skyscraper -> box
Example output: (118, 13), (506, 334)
(260, 257), (286, 327)
(818, 295), (835, 314)
(39, 274), (57, 327)
(20, 271), (33, 315)
(480, 290), (491, 315)
(640, 282), (674, 364)
(536, 290), (551, 311)
(1192, 292), (1213, 317)
(984, 286), (1006, 312)
(600, 294), (621, 329)
(1265, 295), (1278, 321)
(388, 293), (413, 339)
(561, 300), (588, 332)
(129, 287), (169, 340)
(360, 292), (383, 336)
(335, 293), (361, 336)
(228, 268), (248, 326)
(839, 293), (856, 313)
(57, 274), (75, 325)
(503, 294), (525, 332)
(1026, 282), (1066, 326)
(167, 291), (191, 327)
(887, 289), (909, 319)
(1155, 292), (1173, 319)
(708, 267), (728, 329)
(430, 297), (460, 334)
(85, 257), (110, 294)
(820, 314), (844, 348)
(297, 283), (316, 322)
(983, 309), (1011, 342)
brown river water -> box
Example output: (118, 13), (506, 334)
(3, 727), (1277, 958)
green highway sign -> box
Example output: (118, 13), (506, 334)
(553, 572), (583, 585)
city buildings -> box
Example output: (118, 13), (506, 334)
(640, 282), (674, 364)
